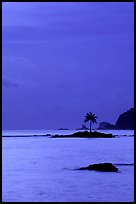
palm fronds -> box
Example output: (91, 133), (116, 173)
(84, 112), (97, 124)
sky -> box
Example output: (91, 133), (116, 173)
(2, 2), (134, 130)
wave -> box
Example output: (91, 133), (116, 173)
(114, 163), (134, 166)
(2, 135), (50, 137)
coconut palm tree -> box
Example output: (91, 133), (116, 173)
(84, 112), (97, 132)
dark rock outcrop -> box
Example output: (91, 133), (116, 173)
(51, 131), (115, 138)
(76, 125), (89, 130)
(78, 163), (118, 172)
(98, 122), (115, 130)
(115, 108), (134, 130)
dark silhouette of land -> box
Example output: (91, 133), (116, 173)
(98, 108), (134, 130)
(57, 128), (69, 130)
(51, 111), (115, 138)
(51, 131), (115, 138)
(76, 124), (89, 130)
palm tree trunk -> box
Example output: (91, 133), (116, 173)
(90, 121), (92, 132)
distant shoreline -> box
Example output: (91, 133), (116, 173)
(2, 129), (134, 138)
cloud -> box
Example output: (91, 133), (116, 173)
(2, 78), (18, 88)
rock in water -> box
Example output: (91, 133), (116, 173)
(78, 163), (118, 172)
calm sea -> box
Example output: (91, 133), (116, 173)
(2, 129), (134, 202)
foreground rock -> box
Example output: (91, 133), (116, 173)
(78, 163), (118, 172)
(51, 131), (115, 138)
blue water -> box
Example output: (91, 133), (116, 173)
(2, 130), (134, 202)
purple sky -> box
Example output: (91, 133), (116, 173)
(2, 2), (134, 130)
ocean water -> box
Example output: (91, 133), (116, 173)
(2, 130), (134, 202)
